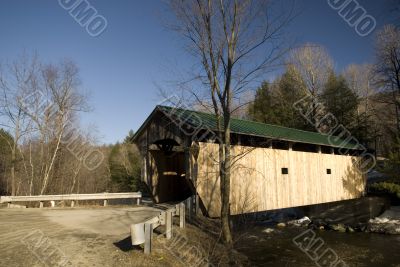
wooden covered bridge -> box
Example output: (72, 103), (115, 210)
(132, 105), (366, 217)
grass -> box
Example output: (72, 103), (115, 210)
(128, 215), (249, 267)
(369, 182), (400, 199)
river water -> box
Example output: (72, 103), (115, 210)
(236, 226), (400, 267)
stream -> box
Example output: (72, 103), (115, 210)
(237, 226), (400, 266)
(235, 197), (400, 266)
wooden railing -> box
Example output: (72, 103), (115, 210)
(0, 192), (142, 208)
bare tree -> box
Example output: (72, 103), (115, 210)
(0, 55), (91, 195)
(343, 63), (375, 115)
(288, 43), (333, 127)
(32, 60), (89, 194)
(168, 0), (293, 244)
(0, 55), (39, 195)
(374, 24), (400, 134)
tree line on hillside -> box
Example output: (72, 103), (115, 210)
(248, 25), (400, 166)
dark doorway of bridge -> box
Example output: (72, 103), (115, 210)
(150, 150), (192, 203)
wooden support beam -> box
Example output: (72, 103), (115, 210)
(186, 198), (192, 220)
(165, 210), (172, 239)
(144, 223), (153, 254)
(195, 194), (199, 215)
(179, 203), (185, 228)
(268, 140), (272, 148)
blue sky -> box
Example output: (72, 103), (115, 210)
(0, 0), (394, 144)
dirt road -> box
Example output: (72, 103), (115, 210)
(0, 206), (179, 267)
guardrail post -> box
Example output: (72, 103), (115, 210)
(39, 201), (44, 208)
(166, 210), (172, 239)
(136, 198), (140, 205)
(179, 202), (185, 228)
(71, 200), (75, 208)
(103, 200), (108, 206)
(50, 201), (55, 208)
(144, 223), (153, 254)
(7, 202), (11, 208)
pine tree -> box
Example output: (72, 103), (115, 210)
(248, 66), (310, 130)
(321, 72), (359, 136)
(248, 81), (281, 124)
(108, 132), (142, 192)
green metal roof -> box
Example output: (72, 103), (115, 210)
(134, 105), (362, 150)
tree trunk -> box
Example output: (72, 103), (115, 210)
(221, 111), (232, 245)
(10, 148), (16, 196)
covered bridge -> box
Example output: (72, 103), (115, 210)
(132, 105), (366, 217)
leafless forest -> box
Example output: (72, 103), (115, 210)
(0, 55), (141, 196)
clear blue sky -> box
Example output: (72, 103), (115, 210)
(0, 0), (394, 144)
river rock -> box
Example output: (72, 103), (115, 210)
(277, 223), (286, 228)
(287, 216), (311, 227)
(263, 228), (274, 234)
(330, 223), (346, 233)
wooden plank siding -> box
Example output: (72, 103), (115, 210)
(195, 142), (366, 217)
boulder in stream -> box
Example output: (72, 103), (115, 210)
(287, 216), (311, 227)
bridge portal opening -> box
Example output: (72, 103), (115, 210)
(149, 139), (193, 203)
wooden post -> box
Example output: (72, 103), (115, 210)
(7, 202), (11, 208)
(331, 147), (335, 154)
(71, 200), (75, 207)
(144, 223), (153, 254)
(179, 202), (185, 228)
(103, 199), (108, 206)
(288, 142), (293, 151)
(187, 197), (192, 219)
(166, 210), (172, 239)
(50, 201), (55, 208)
(195, 194), (199, 215)
(317, 145), (322, 154)
(136, 198), (140, 205)
(39, 201), (44, 208)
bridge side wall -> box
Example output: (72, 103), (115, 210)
(194, 142), (366, 217)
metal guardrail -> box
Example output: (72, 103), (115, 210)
(131, 196), (194, 254)
(0, 192), (142, 207)
(1, 192), (195, 255)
